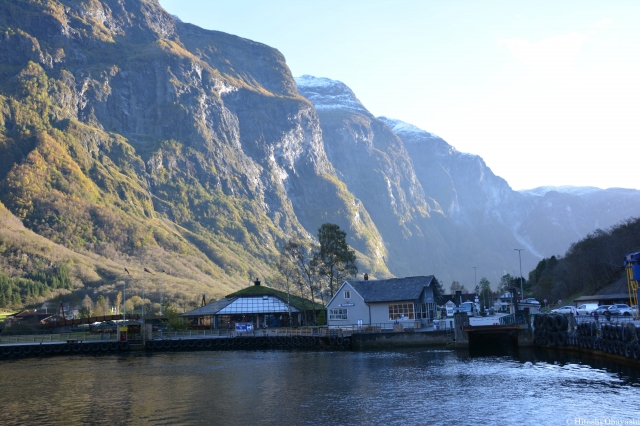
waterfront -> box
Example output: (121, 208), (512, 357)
(1, 348), (640, 425)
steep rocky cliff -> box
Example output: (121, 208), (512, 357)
(297, 75), (640, 285)
(0, 0), (387, 305)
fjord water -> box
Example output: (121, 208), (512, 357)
(1, 349), (639, 425)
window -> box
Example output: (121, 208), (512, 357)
(388, 303), (414, 320)
(415, 303), (428, 319)
(344, 290), (351, 299)
(330, 308), (348, 320)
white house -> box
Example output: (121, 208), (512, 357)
(325, 276), (439, 328)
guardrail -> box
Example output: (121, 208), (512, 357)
(153, 323), (435, 339)
(154, 327), (330, 339)
(2, 322), (445, 344)
(0, 332), (119, 345)
(499, 314), (517, 325)
(575, 315), (637, 324)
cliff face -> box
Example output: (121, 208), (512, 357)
(0, 0), (388, 301)
(298, 76), (640, 285)
(295, 76), (449, 278)
(378, 117), (640, 276)
(297, 76), (524, 283)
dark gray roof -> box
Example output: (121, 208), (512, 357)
(574, 293), (631, 302)
(182, 298), (235, 317)
(346, 276), (436, 303)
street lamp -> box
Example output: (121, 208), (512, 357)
(514, 249), (525, 302)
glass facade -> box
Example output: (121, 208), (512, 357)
(216, 296), (301, 315)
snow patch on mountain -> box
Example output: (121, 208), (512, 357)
(520, 186), (603, 197)
(294, 75), (367, 113)
(378, 117), (440, 139)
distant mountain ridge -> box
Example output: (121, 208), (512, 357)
(295, 75), (640, 283)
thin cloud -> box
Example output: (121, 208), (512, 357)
(594, 18), (612, 29)
(499, 32), (589, 74)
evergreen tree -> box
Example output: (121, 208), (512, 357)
(317, 223), (357, 298)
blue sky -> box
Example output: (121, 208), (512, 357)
(160, 1), (640, 190)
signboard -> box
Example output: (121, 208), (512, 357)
(235, 323), (253, 333)
(339, 303), (355, 307)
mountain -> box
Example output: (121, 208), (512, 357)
(296, 75), (640, 287)
(296, 75), (528, 285)
(378, 115), (640, 268)
(0, 0), (638, 311)
(294, 76), (450, 277)
(0, 0), (388, 309)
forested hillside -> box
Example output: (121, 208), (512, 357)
(529, 217), (640, 302)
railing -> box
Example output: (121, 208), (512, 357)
(499, 314), (517, 325)
(0, 332), (118, 345)
(574, 315), (636, 324)
(1, 322), (448, 344)
(151, 323), (440, 339)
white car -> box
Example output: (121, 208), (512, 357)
(607, 304), (633, 316)
(550, 306), (576, 314)
(576, 303), (598, 315)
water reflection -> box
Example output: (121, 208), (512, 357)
(1, 347), (639, 425)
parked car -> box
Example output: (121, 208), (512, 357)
(453, 301), (476, 317)
(522, 298), (540, 305)
(550, 306), (576, 314)
(594, 305), (612, 316)
(607, 304), (633, 316)
(576, 303), (598, 315)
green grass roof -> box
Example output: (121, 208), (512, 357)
(226, 285), (324, 311)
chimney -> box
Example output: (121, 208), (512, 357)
(254, 278), (261, 286)
(364, 273), (369, 280)
(455, 290), (462, 306)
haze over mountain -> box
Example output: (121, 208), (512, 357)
(0, 0), (637, 309)
(295, 74), (640, 284)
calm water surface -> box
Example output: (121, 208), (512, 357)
(1, 347), (640, 425)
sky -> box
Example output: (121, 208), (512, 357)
(159, 0), (640, 191)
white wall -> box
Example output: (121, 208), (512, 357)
(326, 283), (370, 326)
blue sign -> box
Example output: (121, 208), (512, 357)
(339, 303), (355, 307)
(235, 323), (253, 333)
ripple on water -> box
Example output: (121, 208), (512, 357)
(1, 348), (640, 425)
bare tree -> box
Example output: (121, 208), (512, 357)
(281, 239), (321, 325)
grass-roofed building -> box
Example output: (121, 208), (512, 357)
(182, 279), (324, 329)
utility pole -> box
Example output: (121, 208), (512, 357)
(123, 268), (129, 323)
(515, 249), (525, 302)
(472, 266), (479, 310)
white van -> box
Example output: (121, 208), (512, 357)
(453, 301), (476, 317)
(576, 303), (598, 315)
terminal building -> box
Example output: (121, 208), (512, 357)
(325, 276), (439, 328)
(182, 279), (323, 329)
